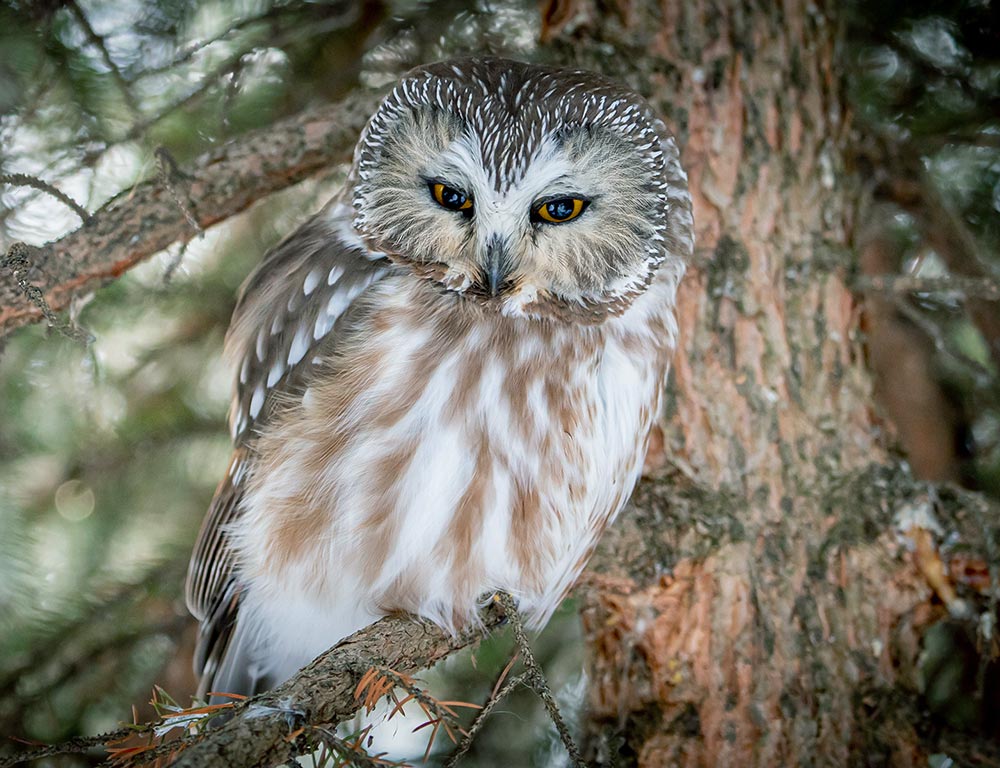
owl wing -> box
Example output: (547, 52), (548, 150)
(185, 201), (391, 695)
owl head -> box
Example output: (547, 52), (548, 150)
(351, 57), (691, 322)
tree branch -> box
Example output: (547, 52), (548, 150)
(168, 605), (506, 768)
(146, 466), (1000, 766)
(64, 0), (142, 122)
(856, 273), (1000, 301)
(0, 173), (91, 223)
(0, 88), (383, 339)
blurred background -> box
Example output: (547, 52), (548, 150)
(0, 0), (997, 765)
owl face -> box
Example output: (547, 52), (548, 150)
(352, 58), (684, 321)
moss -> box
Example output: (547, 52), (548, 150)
(710, 235), (751, 283)
(707, 235), (752, 328)
(789, 45), (808, 91)
(606, 480), (748, 580)
(810, 463), (914, 579)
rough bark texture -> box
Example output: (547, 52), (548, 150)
(3, 1), (997, 766)
(560, 1), (999, 765)
(170, 607), (503, 768)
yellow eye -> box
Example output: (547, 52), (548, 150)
(431, 182), (473, 212)
(534, 197), (588, 224)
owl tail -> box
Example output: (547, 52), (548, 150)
(193, 581), (272, 708)
(199, 617), (272, 707)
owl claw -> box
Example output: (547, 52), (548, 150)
(482, 590), (518, 625)
(494, 591), (522, 621)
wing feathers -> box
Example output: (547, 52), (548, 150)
(185, 450), (247, 620)
(226, 201), (391, 443)
(185, 201), (390, 695)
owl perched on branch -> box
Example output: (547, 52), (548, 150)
(186, 57), (693, 698)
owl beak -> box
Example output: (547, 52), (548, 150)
(483, 235), (513, 297)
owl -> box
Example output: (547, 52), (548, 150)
(185, 57), (693, 699)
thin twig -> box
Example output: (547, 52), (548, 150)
(0, 242), (93, 345)
(154, 148), (201, 235)
(0, 173), (91, 223)
(496, 592), (588, 768)
(64, 0), (142, 122)
(857, 274), (1000, 301)
(154, 146), (203, 283)
(126, 4), (309, 83)
(893, 297), (992, 386)
(113, 50), (253, 146)
(0, 724), (153, 768)
(116, 11), (357, 147)
(162, 240), (192, 284)
(443, 672), (530, 767)
(490, 652), (520, 700)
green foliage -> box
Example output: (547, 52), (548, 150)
(1, 0), (998, 763)
(0, 3), (581, 762)
(846, 0), (1000, 496)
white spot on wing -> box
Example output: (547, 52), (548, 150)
(255, 329), (266, 362)
(287, 324), (311, 366)
(249, 386), (265, 419)
(303, 269), (320, 295)
(267, 361), (284, 387)
(314, 312), (335, 340)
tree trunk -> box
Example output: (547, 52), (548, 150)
(552, 1), (995, 765)
(3, 2), (996, 766)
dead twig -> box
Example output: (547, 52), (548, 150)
(856, 274), (1000, 302)
(64, 0), (142, 123)
(443, 671), (530, 767)
(0, 243), (93, 345)
(154, 148), (203, 282)
(154, 148), (202, 236)
(0, 173), (91, 224)
(496, 592), (588, 768)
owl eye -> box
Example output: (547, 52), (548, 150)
(533, 197), (589, 224)
(430, 182), (473, 214)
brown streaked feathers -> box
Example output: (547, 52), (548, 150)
(185, 56), (692, 701)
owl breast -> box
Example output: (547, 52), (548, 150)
(231, 274), (676, 683)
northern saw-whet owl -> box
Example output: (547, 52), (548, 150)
(186, 57), (693, 699)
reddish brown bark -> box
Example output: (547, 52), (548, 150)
(2, 2), (996, 766)
(555, 1), (999, 765)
